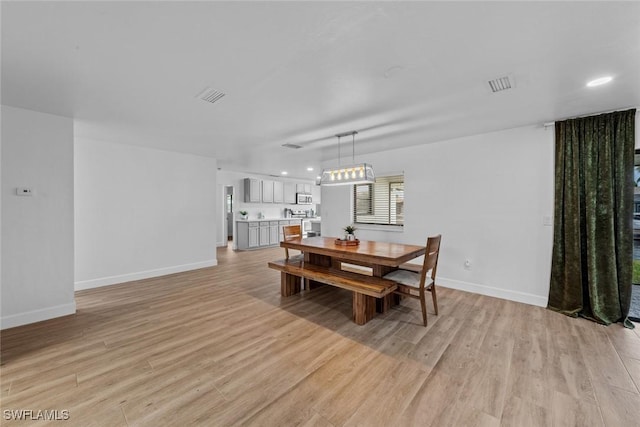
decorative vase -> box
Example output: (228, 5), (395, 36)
(347, 234), (355, 241)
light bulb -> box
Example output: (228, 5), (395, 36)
(351, 169), (356, 179)
(330, 172), (335, 181)
(359, 167), (364, 178)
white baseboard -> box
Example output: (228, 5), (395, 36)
(74, 259), (218, 291)
(1, 301), (77, 330)
(437, 277), (548, 307)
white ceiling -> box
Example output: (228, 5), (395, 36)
(2, 1), (640, 179)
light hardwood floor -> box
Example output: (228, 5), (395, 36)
(1, 245), (639, 426)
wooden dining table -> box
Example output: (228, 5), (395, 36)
(271, 236), (426, 324)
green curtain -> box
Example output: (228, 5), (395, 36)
(549, 109), (636, 328)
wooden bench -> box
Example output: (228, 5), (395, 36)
(267, 259), (397, 325)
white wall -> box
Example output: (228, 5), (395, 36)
(75, 138), (217, 290)
(1, 106), (75, 328)
(216, 170), (318, 249)
(322, 124), (555, 306)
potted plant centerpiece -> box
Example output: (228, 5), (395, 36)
(343, 225), (357, 241)
(239, 210), (248, 220)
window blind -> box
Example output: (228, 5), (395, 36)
(353, 174), (404, 226)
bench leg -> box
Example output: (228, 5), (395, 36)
(353, 292), (376, 325)
(377, 294), (392, 313)
(376, 293), (402, 313)
(308, 279), (326, 290)
(281, 272), (301, 297)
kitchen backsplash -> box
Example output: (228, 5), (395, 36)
(239, 204), (320, 220)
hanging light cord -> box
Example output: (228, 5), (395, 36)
(352, 133), (355, 163)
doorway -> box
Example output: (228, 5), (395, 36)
(225, 186), (234, 244)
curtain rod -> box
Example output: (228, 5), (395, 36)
(543, 106), (639, 128)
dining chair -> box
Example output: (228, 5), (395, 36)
(282, 225), (303, 260)
(282, 224), (307, 290)
(383, 234), (441, 326)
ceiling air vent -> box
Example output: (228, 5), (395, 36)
(282, 143), (302, 149)
(487, 76), (512, 93)
(196, 87), (226, 104)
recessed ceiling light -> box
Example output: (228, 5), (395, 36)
(316, 176), (322, 180)
(307, 167), (314, 171)
(281, 171), (288, 175)
(586, 76), (613, 87)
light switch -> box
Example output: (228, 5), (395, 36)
(16, 187), (34, 196)
(543, 215), (553, 226)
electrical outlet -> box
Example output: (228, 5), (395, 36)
(464, 259), (472, 270)
(16, 187), (33, 196)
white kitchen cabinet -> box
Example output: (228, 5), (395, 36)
(269, 221), (279, 245)
(237, 219), (300, 250)
(296, 183), (311, 193)
(262, 180), (274, 203)
(284, 182), (296, 204)
(259, 221), (270, 246)
(237, 221), (261, 249)
(273, 181), (284, 203)
(248, 225), (259, 248)
(244, 178), (261, 203)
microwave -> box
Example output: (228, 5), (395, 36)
(296, 193), (313, 205)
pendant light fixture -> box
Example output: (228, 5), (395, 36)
(320, 131), (375, 186)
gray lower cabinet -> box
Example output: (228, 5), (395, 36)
(236, 222), (260, 249)
(259, 222), (270, 246)
(269, 221), (279, 245)
(236, 221), (260, 249)
(237, 219), (302, 250)
(248, 225), (259, 248)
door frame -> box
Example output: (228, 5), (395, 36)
(222, 185), (236, 248)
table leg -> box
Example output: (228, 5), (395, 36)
(377, 294), (394, 313)
(353, 292), (376, 325)
(281, 272), (301, 296)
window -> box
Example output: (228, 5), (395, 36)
(353, 174), (404, 226)
(226, 194), (233, 214)
(355, 184), (373, 215)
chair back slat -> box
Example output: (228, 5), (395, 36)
(420, 234), (441, 287)
(283, 225), (302, 259)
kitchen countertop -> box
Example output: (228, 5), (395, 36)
(236, 217), (318, 222)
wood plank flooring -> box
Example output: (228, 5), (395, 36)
(1, 245), (639, 426)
